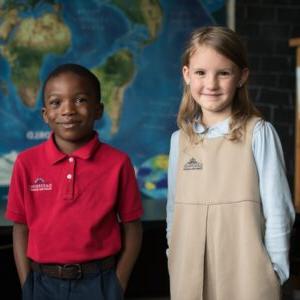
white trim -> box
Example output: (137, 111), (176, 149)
(297, 67), (300, 119)
(227, 0), (235, 30)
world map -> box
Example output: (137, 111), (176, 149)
(0, 0), (226, 221)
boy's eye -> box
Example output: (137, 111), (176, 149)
(48, 99), (60, 107)
(75, 97), (87, 104)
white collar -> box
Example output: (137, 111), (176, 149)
(193, 117), (230, 137)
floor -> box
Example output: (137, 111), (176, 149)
(126, 298), (168, 300)
(125, 278), (300, 300)
(282, 277), (300, 300)
(126, 293), (300, 300)
(126, 296), (300, 300)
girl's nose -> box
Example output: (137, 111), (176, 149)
(206, 75), (218, 90)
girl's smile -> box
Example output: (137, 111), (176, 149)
(183, 45), (248, 126)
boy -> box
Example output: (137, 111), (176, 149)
(5, 64), (143, 300)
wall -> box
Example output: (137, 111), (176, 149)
(236, 0), (300, 283)
(236, 0), (300, 188)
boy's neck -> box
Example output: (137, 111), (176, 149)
(53, 132), (95, 154)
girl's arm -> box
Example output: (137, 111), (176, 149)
(13, 222), (30, 287)
(166, 130), (180, 246)
(252, 120), (296, 285)
(116, 219), (143, 292)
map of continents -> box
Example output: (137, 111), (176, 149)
(0, 0), (226, 220)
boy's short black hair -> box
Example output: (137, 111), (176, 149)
(42, 63), (101, 104)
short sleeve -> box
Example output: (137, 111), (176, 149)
(117, 156), (143, 222)
(5, 157), (27, 224)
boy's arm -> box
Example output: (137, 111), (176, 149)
(116, 219), (143, 292)
(13, 223), (30, 287)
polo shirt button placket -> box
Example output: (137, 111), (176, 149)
(65, 157), (75, 200)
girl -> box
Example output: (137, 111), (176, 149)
(166, 26), (295, 300)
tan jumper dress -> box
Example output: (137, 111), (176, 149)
(168, 118), (280, 300)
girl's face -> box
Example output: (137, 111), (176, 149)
(183, 45), (248, 126)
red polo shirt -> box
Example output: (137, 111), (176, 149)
(5, 133), (143, 263)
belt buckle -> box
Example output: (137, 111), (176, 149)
(62, 264), (82, 279)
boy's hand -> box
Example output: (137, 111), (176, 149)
(116, 220), (143, 292)
(116, 270), (127, 292)
(13, 223), (31, 287)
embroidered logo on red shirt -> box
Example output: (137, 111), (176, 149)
(29, 177), (53, 191)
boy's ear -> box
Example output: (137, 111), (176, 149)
(41, 107), (49, 124)
(95, 102), (104, 120)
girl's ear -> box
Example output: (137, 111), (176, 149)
(42, 107), (49, 124)
(239, 68), (249, 87)
(182, 65), (190, 85)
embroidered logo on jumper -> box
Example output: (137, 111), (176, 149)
(29, 177), (52, 191)
(183, 158), (202, 170)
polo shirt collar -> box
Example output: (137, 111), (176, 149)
(46, 131), (100, 164)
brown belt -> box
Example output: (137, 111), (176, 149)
(30, 256), (115, 280)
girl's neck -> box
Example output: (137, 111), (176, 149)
(201, 111), (231, 127)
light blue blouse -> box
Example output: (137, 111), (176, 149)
(166, 118), (296, 285)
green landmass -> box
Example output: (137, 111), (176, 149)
(111, 0), (162, 43)
(99, 50), (135, 87)
(140, 0), (163, 41)
(2, 0), (55, 11)
(0, 12), (71, 107)
(111, 0), (146, 25)
(7, 46), (42, 106)
(0, 8), (20, 41)
(92, 49), (135, 134)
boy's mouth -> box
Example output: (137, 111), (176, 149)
(61, 123), (77, 129)
(57, 121), (81, 129)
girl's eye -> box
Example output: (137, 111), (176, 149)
(219, 71), (231, 76)
(195, 70), (205, 76)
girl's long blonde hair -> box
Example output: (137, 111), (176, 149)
(177, 26), (262, 143)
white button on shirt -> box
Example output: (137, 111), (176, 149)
(166, 118), (295, 284)
(66, 174), (72, 180)
(69, 157), (74, 163)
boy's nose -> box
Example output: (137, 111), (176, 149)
(61, 100), (76, 115)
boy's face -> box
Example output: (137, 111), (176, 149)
(42, 72), (103, 153)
